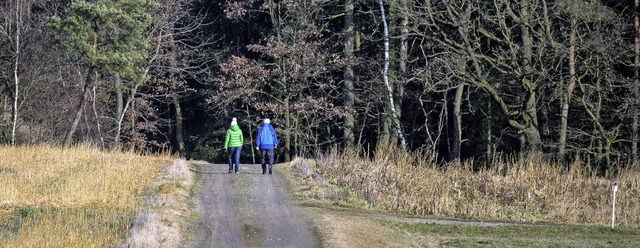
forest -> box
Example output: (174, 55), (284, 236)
(1, 0), (638, 173)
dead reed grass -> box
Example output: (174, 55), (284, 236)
(0, 145), (174, 247)
(316, 145), (640, 227)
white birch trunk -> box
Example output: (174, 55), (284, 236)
(113, 30), (161, 149)
(92, 83), (105, 147)
(11, 0), (21, 146)
(114, 84), (140, 148)
(378, 0), (406, 150)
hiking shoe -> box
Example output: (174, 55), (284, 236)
(268, 168), (272, 174)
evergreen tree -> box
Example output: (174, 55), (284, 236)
(49, 0), (155, 146)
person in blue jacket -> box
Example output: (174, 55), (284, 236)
(256, 118), (278, 174)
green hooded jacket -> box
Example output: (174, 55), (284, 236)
(224, 125), (244, 148)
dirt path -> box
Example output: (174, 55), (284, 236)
(187, 163), (315, 248)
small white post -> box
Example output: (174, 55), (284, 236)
(611, 181), (618, 229)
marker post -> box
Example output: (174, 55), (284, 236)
(611, 181), (618, 229)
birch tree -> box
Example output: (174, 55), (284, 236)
(10, 0), (22, 146)
(378, 0), (406, 150)
(0, 0), (31, 145)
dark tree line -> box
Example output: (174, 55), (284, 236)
(1, 0), (639, 172)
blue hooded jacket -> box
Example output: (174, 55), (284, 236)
(256, 123), (278, 149)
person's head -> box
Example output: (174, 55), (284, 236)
(263, 118), (270, 124)
(231, 117), (237, 126)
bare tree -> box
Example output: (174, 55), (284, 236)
(427, 0), (548, 152)
(557, 0), (616, 162)
(0, 0), (32, 145)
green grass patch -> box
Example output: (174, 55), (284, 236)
(1, 205), (135, 246)
(0, 167), (17, 174)
(379, 221), (640, 247)
(156, 182), (185, 194)
(242, 222), (265, 247)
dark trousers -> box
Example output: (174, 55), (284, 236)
(261, 148), (274, 170)
(228, 147), (242, 172)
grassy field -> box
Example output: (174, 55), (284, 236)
(316, 145), (640, 227)
(308, 207), (640, 247)
(296, 204), (640, 247)
(279, 153), (640, 247)
(379, 221), (640, 247)
(0, 145), (173, 247)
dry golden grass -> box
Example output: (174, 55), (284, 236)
(316, 145), (640, 228)
(122, 159), (194, 248)
(0, 145), (174, 247)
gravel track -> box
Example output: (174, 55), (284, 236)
(187, 163), (314, 248)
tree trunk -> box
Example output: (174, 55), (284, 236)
(2, 95), (6, 121)
(450, 83), (464, 161)
(64, 65), (95, 147)
(245, 105), (256, 164)
(519, 2), (541, 151)
(11, 0), (21, 146)
(285, 97), (291, 162)
(343, 0), (356, 147)
(523, 92), (541, 151)
(559, 17), (577, 161)
(113, 73), (123, 149)
(379, 116), (391, 145)
(92, 80), (105, 147)
(633, 0), (640, 167)
(114, 82), (140, 150)
(378, 0), (406, 150)
(65, 28), (99, 147)
(172, 96), (185, 155)
(293, 114), (299, 156)
(116, 74), (123, 121)
(395, 0), (408, 127)
(485, 95), (492, 167)
(129, 93), (136, 152)
(169, 36), (185, 155)
(418, 94), (436, 152)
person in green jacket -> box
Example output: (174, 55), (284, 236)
(224, 118), (244, 174)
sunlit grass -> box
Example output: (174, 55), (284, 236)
(317, 144), (640, 228)
(379, 221), (640, 247)
(0, 145), (173, 247)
